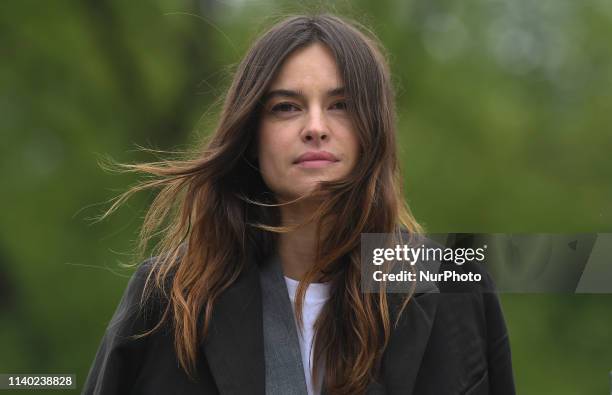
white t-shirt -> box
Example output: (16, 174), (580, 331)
(283, 276), (331, 395)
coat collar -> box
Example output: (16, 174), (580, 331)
(200, 259), (265, 394)
(200, 252), (439, 395)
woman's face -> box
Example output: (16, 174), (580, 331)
(257, 42), (359, 201)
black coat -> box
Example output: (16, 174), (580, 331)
(83, 251), (515, 395)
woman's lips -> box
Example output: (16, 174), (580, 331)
(296, 159), (338, 168)
(294, 150), (339, 168)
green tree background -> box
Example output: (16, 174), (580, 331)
(1, 0), (611, 394)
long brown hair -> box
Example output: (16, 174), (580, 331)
(102, 13), (422, 395)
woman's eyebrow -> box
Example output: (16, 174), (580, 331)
(327, 87), (345, 97)
(262, 87), (345, 102)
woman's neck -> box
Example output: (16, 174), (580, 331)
(277, 201), (326, 282)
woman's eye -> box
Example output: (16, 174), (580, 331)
(271, 103), (300, 113)
(330, 101), (347, 110)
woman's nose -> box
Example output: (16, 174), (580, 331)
(301, 108), (329, 143)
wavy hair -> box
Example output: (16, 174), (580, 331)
(102, 13), (423, 395)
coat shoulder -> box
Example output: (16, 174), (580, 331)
(83, 257), (172, 394)
(393, 231), (515, 393)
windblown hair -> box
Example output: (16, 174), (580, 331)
(102, 13), (423, 395)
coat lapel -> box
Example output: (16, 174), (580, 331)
(379, 291), (439, 395)
(260, 253), (310, 394)
(201, 256), (265, 395)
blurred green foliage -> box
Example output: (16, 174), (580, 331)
(1, 0), (611, 393)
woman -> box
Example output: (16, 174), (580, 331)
(84, 13), (515, 395)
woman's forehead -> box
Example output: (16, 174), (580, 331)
(267, 43), (343, 92)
